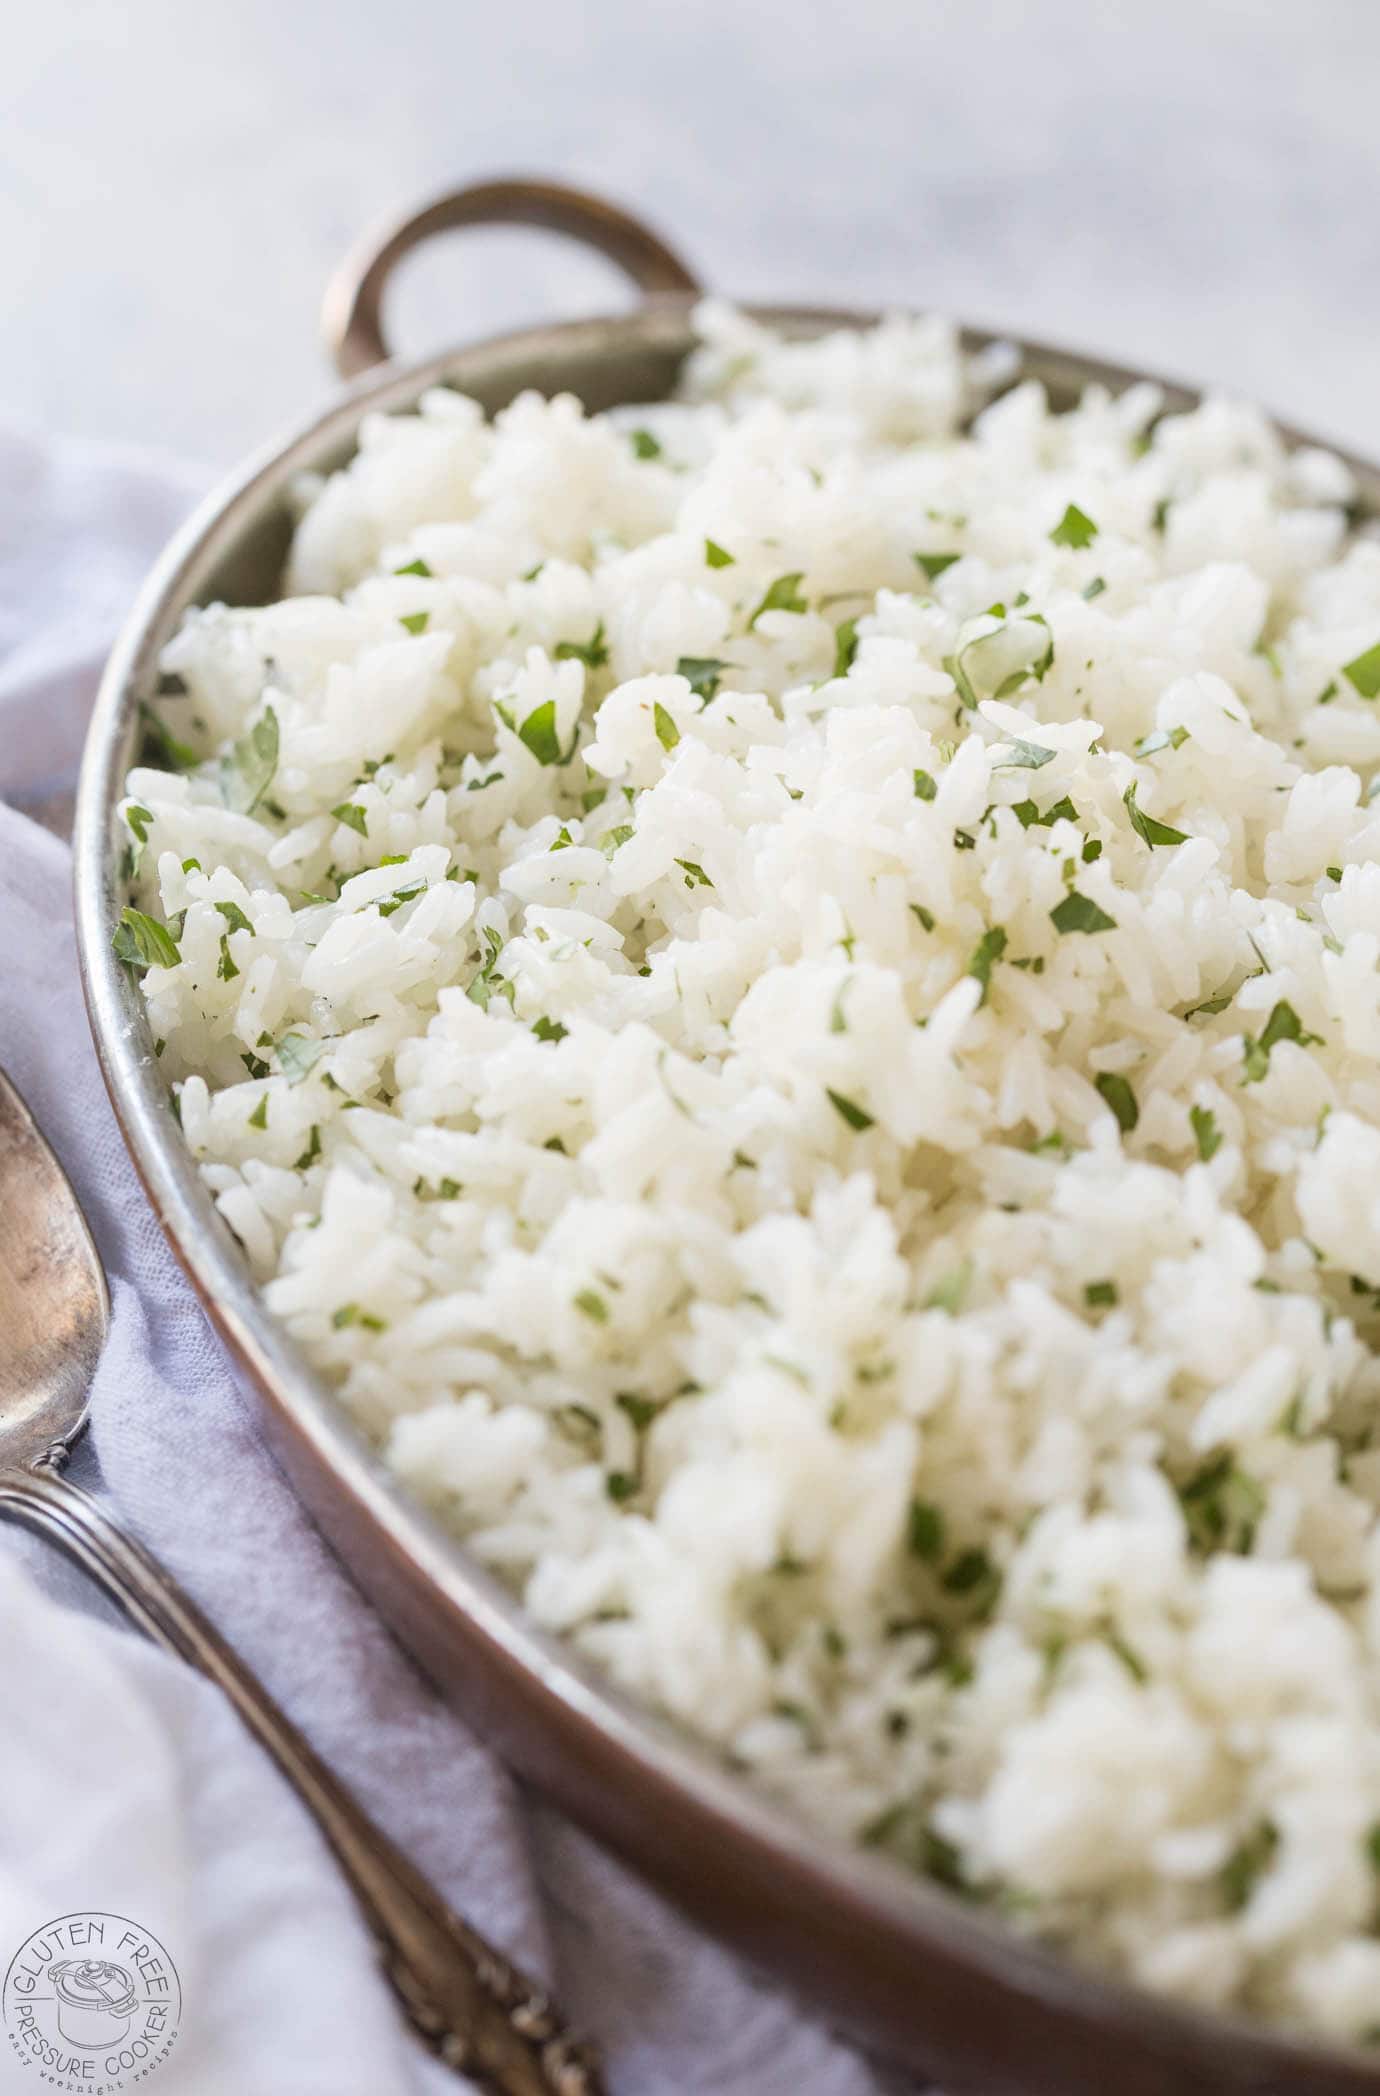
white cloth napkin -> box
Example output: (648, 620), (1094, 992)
(0, 421), (913, 2096)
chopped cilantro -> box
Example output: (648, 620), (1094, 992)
(833, 617), (859, 678)
(991, 737), (1055, 771)
(1084, 1280), (1118, 1308)
(826, 1088), (874, 1132)
(1242, 1000), (1320, 1082)
(606, 1471), (637, 1503)
(398, 610), (429, 635)
(674, 858), (713, 889)
(1082, 576), (1107, 601)
(1190, 1104), (1222, 1161)
(748, 572), (808, 627)
(675, 655), (730, 704)
(214, 900), (254, 935)
(1051, 891), (1117, 935)
(511, 699), (571, 767)
(704, 538), (734, 568)
(942, 1548), (1001, 1615)
(1134, 725), (1190, 757)
(112, 906), (180, 971)
(552, 622), (609, 672)
(914, 551), (960, 580)
(1013, 793), (1077, 830)
(247, 1095), (268, 1130)
(331, 801), (368, 835)
(1343, 642), (1380, 700)
(138, 702), (200, 773)
(574, 1288), (609, 1324)
(907, 1500), (946, 1561)
(1124, 781), (1188, 848)
(293, 1123), (322, 1170)
(1221, 1821), (1277, 1912)
(1050, 503), (1098, 549)
(532, 1016), (568, 1043)
(653, 701), (680, 751)
(967, 925), (1008, 1005)
(1178, 1452), (1265, 1555)
(924, 1261), (972, 1314)
(277, 1033), (326, 1085)
(911, 903), (936, 932)
(219, 705), (279, 816)
(1103, 1629), (1147, 1682)
(1095, 1071), (1139, 1133)
(216, 933), (239, 981)
(600, 824), (634, 857)
(394, 557), (432, 577)
(630, 428), (661, 459)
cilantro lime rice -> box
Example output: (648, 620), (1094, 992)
(119, 304), (1380, 2039)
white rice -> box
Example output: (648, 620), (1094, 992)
(119, 303), (1380, 2039)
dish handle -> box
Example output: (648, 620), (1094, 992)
(323, 176), (704, 379)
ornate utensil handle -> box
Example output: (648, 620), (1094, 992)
(322, 174), (704, 378)
(0, 1459), (602, 2096)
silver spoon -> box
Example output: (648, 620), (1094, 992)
(0, 1063), (601, 2096)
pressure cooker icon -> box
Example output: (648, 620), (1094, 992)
(47, 1959), (138, 2049)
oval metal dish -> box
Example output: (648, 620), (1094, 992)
(73, 176), (1380, 2096)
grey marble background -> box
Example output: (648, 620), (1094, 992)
(4, 0), (1379, 470)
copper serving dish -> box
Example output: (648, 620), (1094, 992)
(73, 176), (1380, 2095)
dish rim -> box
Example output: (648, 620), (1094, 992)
(72, 288), (1380, 2093)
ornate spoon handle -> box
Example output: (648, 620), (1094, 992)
(0, 1459), (602, 2096)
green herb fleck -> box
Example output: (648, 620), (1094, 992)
(277, 1033), (326, 1086)
(907, 1500), (946, 1562)
(554, 622), (609, 670)
(1051, 891), (1117, 935)
(1343, 642), (1380, 700)
(574, 1289), (609, 1324)
(1050, 503), (1098, 549)
(630, 428), (661, 460)
(112, 906), (180, 971)
(653, 701), (680, 751)
(1242, 1001), (1320, 1082)
(399, 609), (430, 635)
(331, 801), (368, 836)
(676, 655), (731, 704)
(394, 557), (432, 577)
(833, 617), (859, 678)
(1095, 1071), (1139, 1133)
(826, 1088), (874, 1132)
(704, 538), (734, 568)
(913, 768), (938, 801)
(1084, 1280), (1118, 1308)
(247, 1095), (268, 1130)
(1179, 1453), (1265, 1556)
(219, 705), (280, 816)
(967, 926), (1008, 1006)
(748, 572), (808, 627)
(991, 737), (1055, 771)
(1124, 781), (1189, 848)
(1221, 1820), (1277, 1913)
(1190, 1104), (1222, 1162)
(914, 551), (961, 580)
(674, 858), (713, 889)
